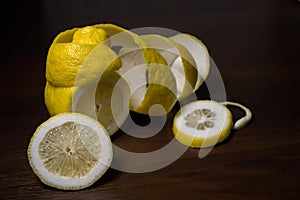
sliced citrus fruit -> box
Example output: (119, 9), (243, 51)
(141, 34), (197, 100)
(27, 113), (113, 190)
(170, 34), (210, 91)
(95, 24), (177, 115)
(44, 72), (130, 135)
(46, 26), (121, 87)
(173, 100), (252, 148)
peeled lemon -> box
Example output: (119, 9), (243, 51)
(173, 100), (252, 148)
(27, 113), (113, 190)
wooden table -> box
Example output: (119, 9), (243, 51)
(1, 0), (299, 199)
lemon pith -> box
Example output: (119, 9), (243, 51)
(170, 34), (210, 91)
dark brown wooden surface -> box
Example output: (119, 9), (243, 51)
(1, 0), (300, 199)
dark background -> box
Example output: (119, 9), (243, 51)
(1, 0), (300, 199)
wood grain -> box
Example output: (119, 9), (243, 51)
(1, 0), (300, 199)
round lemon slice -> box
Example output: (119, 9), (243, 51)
(141, 34), (197, 100)
(27, 113), (113, 190)
(170, 34), (210, 91)
(173, 100), (252, 148)
(95, 24), (177, 116)
(45, 72), (130, 136)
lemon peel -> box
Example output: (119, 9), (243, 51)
(27, 113), (113, 190)
(95, 24), (177, 115)
(73, 26), (108, 45)
(141, 34), (197, 100)
(170, 34), (210, 91)
(46, 26), (121, 87)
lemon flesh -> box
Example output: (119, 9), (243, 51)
(27, 113), (113, 190)
(173, 100), (233, 148)
(170, 34), (210, 91)
(95, 24), (177, 115)
(141, 34), (197, 100)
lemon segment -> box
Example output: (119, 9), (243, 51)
(141, 34), (197, 100)
(95, 24), (177, 115)
(173, 100), (233, 148)
(170, 34), (210, 91)
(27, 113), (113, 190)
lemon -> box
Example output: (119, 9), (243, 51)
(95, 24), (177, 115)
(173, 100), (252, 148)
(46, 26), (121, 87)
(44, 26), (130, 135)
(45, 72), (130, 135)
(170, 34), (210, 91)
(27, 113), (113, 190)
(141, 34), (197, 100)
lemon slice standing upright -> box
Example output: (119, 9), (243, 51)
(27, 113), (113, 190)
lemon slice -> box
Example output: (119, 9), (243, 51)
(173, 100), (252, 148)
(27, 113), (113, 190)
(95, 24), (177, 115)
(170, 34), (210, 91)
(141, 34), (197, 100)
(45, 72), (130, 135)
(46, 26), (121, 87)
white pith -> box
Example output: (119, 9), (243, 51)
(118, 49), (148, 109)
(170, 34), (210, 91)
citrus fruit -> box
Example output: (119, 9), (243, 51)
(27, 113), (113, 190)
(46, 26), (121, 87)
(173, 100), (252, 148)
(44, 26), (130, 135)
(170, 34), (210, 91)
(141, 34), (197, 100)
(45, 72), (130, 136)
(95, 24), (178, 116)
